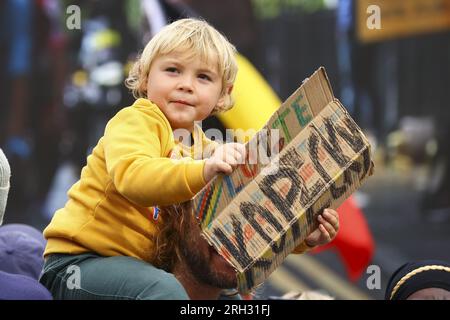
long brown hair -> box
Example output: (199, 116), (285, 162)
(151, 201), (195, 272)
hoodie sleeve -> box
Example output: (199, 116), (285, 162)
(103, 107), (207, 207)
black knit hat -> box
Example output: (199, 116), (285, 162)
(385, 260), (450, 300)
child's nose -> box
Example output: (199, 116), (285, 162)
(177, 75), (194, 93)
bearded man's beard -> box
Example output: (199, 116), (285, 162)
(180, 236), (237, 289)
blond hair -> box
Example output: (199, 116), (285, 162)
(125, 18), (238, 114)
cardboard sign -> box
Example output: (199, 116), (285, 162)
(193, 67), (374, 293)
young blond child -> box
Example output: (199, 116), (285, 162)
(40, 18), (339, 300)
(40, 18), (245, 300)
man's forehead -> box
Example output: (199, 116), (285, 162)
(408, 287), (450, 300)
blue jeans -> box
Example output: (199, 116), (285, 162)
(39, 253), (189, 300)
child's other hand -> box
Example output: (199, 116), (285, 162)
(304, 208), (339, 248)
(203, 143), (246, 182)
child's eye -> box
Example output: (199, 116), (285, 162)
(165, 67), (179, 73)
(198, 74), (212, 81)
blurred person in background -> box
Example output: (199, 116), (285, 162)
(0, 0), (34, 157)
(0, 223), (47, 281)
(0, 148), (52, 300)
(386, 260), (450, 300)
(0, 0), (35, 219)
(0, 0), (68, 228)
(0, 149), (11, 226)
(420, 117), (450, 218)
(336, 0), (382, 144)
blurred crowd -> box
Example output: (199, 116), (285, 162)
(1, 0), (450, 301)
(1, 0), (449, 236)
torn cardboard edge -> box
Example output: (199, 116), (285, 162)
(193, 67), (374, 293)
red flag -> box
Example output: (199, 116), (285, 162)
(311, 196), (375, 281)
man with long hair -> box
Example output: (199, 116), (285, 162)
(156, 201), (339, 299)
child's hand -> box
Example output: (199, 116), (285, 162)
(304, 208), (339, 248)
(203, 143), (246, 182)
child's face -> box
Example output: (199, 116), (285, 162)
(145, 51), (226, 131)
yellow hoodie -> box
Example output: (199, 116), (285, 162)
(44, 98), (311, 262)
(43, 98), (214, 262)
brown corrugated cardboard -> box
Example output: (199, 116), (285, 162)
(193, 67), (374, 293)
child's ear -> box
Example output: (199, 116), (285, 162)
(139, 76), (148, 95)
(226, 85), (233, 96)
(217, 85), (233, 108)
